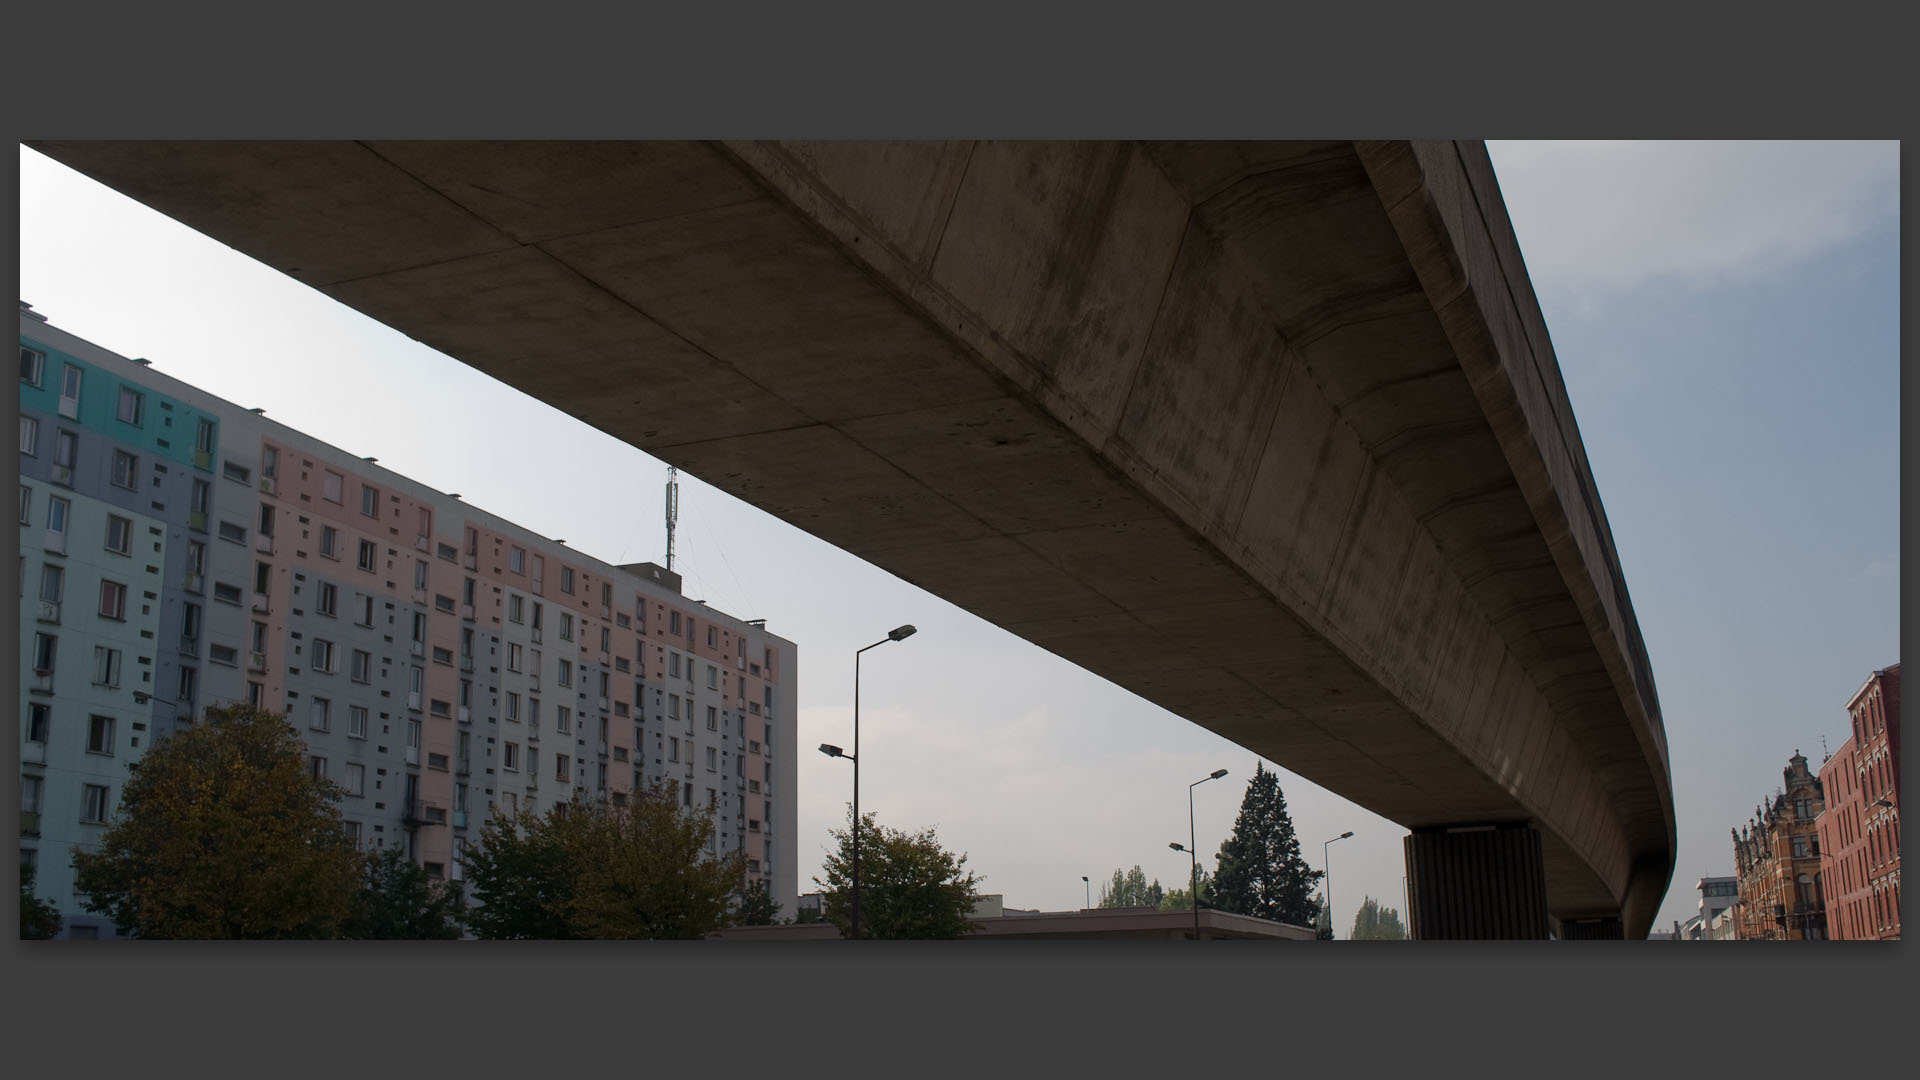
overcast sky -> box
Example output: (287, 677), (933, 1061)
(17, 141), (1900, 936)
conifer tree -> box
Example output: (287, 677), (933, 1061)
(1210, 762), (1323, 927)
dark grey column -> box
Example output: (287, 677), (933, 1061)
(1556, 916), (1624, 939)
(1404, 823), (1551, 939)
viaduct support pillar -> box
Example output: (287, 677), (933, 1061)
(1404, 823), (1551, 939)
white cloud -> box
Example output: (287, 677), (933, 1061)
(1487, 141), (1898, 306)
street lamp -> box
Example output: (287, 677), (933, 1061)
(1170, 769), (1229, 940)
(1082, 875), (1091, 909)
(823, 623), (916, 940)
(1323, 831), (1354, 939)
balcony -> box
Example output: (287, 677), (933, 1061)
(178, 634), (198, 654)
(186, 573), (205, 595)
(189, 510), (207, 533)
(23, 741), (47, 766)
(407, 691), (421, 712)
(31, 672), (55, 694)
(597, 696), (610, 713)
(531, 628), (542, 644)
(44, 529), (66, 555)
(254, 532), (274, 555)
(412, 586), (427, 605)
(247, 651), (267, 673)
(461, 603), (475, 622)
(404, 745), (420, 766)
(452, 809), (468, 829)
(51, 464), (73, 487)
(455, 756), (470, 776)
(20, 811), (40, 837)
(457, 706), (471, 724)
(36, 600), (60, 624)
(250, 595), (270, 614)
(409, 639), (425, 658)
(58, 395), (78, 420)
(414, 535), (431, 552)
(460, 655), (474, 673)
(259, 475), (277, 495)
(193, 449), (212, 470)
(401, 800), (447, 828)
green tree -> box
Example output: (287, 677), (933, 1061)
(71, 704), (361, 939)
(1098, 865), (1167, 908)
(816, 808), (982, 939)
(1313, 890), (1333, 939)
(462, 780), (743, 939)
(736, 879), (782, 926)
(1349, 895), (1408, 940)
(346, 846), (465, 939)
(19, 865), (63, 940)
(1209, 762), (1322, 927)
(1159, 868), (1214, 912)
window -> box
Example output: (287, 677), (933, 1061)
(40, 563), (65, 604)
(46, 495), (70, 549)
(556, 754), (571, 783)
(111, 450), (138, 490)
(510, 546), (525, 574)
(54, 430), (78, 470)
(357, 539), (377, 572)
(222, 460), (250, 484)
(707, 665), (718, 689)
(527, 697), (540, 732)
(312, 639), (335, 673)
(92, 645), (121, 687)
(508, 594), (524, 623)
(33, 632), (58, 674)
(558, 659), (572, 687)
(360, 484), (379, 518)
(310, 697), (331, 732)
(318, 582), (338, 617)
(27, 703), (50, 744)
(319, 525), (338, 559)
(348, 706), (368, 739)
(669, 652), (681, 678)
(707, 706), (717, 731)
(177, 665), (197, 701)
(557, 706), (572, 734)
(561, 567), (575, 594)
(21, 345), (45, 386)
(89, 714), (115, 755)
(195, 417), (215, 457)
(355, 594), (375, 627)
(707, 747), (717, 771)
(258, 503), (275, 537)
(351, 649), (372, 683)
(82, 784), (111, 824)
(117, 386), (145, 425)
(261, 445), (278, 480)
(343, 762), (365, 797)
(20, 415), (37, 455)
(61, 363), (82, 402)
(19, 484), (30, 525)
(209, 644), (238, 666)
(323, 471), (343, 503)
(504, 743), (520, 771)
(310, 756), (328, 781)
(669, 737), (680, 762)
(254, 561), (272, 595)
(438, 542), (457, 562)
(506, 692), (521, 722)
(668, 694), (680, 720)
(219, 521), (248, 544)
(98, 579), (127, 620)
(105, 514), (132, 555)
(560, 613), (573, 641)
(508, 643), (522, 672)
(410, 611), (426, 645)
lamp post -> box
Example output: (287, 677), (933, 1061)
(1169, 768), (1228, 940)
(1323, 831), (1354, 939)
(1082, 876), (1091, 909)
(821, 623), (916, 940)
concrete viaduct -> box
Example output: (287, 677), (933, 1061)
(28, 140), (1675, 938)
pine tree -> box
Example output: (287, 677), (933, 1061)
(1210, 762), (1323, 927)
(1349, 895), (1407, 940)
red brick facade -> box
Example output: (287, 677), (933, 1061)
(1817, 664), (1901, 940)
(1732, 751), (1828, 939)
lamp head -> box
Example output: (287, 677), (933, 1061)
(888, 624), (917, 642)
(818, 743), (844, 759)
(1340, 831), (1354, 839)
(1210, 769), (1228, 780)
(1169, 842), (1186, 852)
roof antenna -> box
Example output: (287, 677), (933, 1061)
(1820, 734), (1830, 763)
(664, 465), (680, 573)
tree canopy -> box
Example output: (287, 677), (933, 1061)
(461, 780), (745, 939)
(735, 879), (782, 926)
(19, 865), (63, 940)
(1209, 762), (1323, 928)
(1098, 865), (1166, 909)
(816, 809), (982, 939)
(346, 846), (464, 940)
(1349, 896), (1408, 940)
(1159, 867), (1214, 912)
(70, 704), (362, 939)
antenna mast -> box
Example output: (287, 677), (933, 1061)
(664, 465), (680, 572)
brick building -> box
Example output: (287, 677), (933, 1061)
(1731, 751), (1828, 940)
(1817, 664), (1900, 940)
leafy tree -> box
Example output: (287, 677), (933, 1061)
(1159, 868), (1213, 912)
(736, 879), (782, 926)
(1098, 865), (1167, 908)
(816, 808), (982, 939)
(462, 780), (743, 939)
(71, 704), (361, 938)
(346, 846), (464, 939)
(1313, 891), (1334, 939)
(1349, 895), (1408, 940)
(19, 865), (63, 940)
(1209, 762), (1322, 927)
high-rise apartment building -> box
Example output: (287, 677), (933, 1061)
(19, 304), (798, 937)
(1817, 663), (1900, 940)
